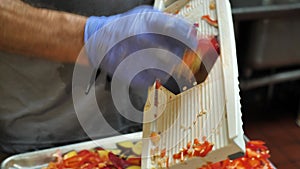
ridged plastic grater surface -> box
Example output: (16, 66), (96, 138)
(142, 0), (245, 168)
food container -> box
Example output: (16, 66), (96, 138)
(1, 132), (142, 169)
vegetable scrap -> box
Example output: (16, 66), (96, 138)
(209, 1), (216, 10)
(201, 15), (218, 28)
(172, 138), (214, 162)
(150, 131), (161, 146)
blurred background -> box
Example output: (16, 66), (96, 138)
(230, 0), (300, 168)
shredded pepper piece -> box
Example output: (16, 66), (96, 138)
(201, 15), (218, 27)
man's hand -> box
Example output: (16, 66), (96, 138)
(0, 0), (88, 64)
(83, 6), (199, 91)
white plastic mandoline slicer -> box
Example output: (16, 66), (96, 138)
(141, 0), (245, 168)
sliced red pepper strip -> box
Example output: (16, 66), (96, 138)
(172, 153), (181, 160)
(160, 148), (166, 158)
(201, 15), (218, 27)
(182, 148), (188, 156)
(63, 155), (82, 168)
(86, 154), (102, 165)
(126, 157), (141, 166)
(77, 150), (90, 156)
(79, 153), (99, 167)
(63, 150), (99, 168)
(247, 140), (268, 151)
(194, 138), (200, 145)
(193, 141), (213, 157)
(187, 141), (192, 149)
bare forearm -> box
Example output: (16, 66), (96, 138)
(0, 0), (88, 63)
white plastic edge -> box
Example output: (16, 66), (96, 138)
(154, 0), (165, 10)
(215, 0), (244, 149)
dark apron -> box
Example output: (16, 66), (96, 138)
(0, 0), (153, 154)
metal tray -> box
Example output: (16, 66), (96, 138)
(1, 132), (142, 169)
(1, 133), (277, 169)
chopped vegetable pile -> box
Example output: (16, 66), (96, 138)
(199, 140), (273, 169)
(44, 141), (142, 169)
(172, 138), (214, 162)
(45, 139), (272, 169)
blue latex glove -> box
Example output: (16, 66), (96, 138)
(80, 6), (220, 125)
(84, 5), (199, 91)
